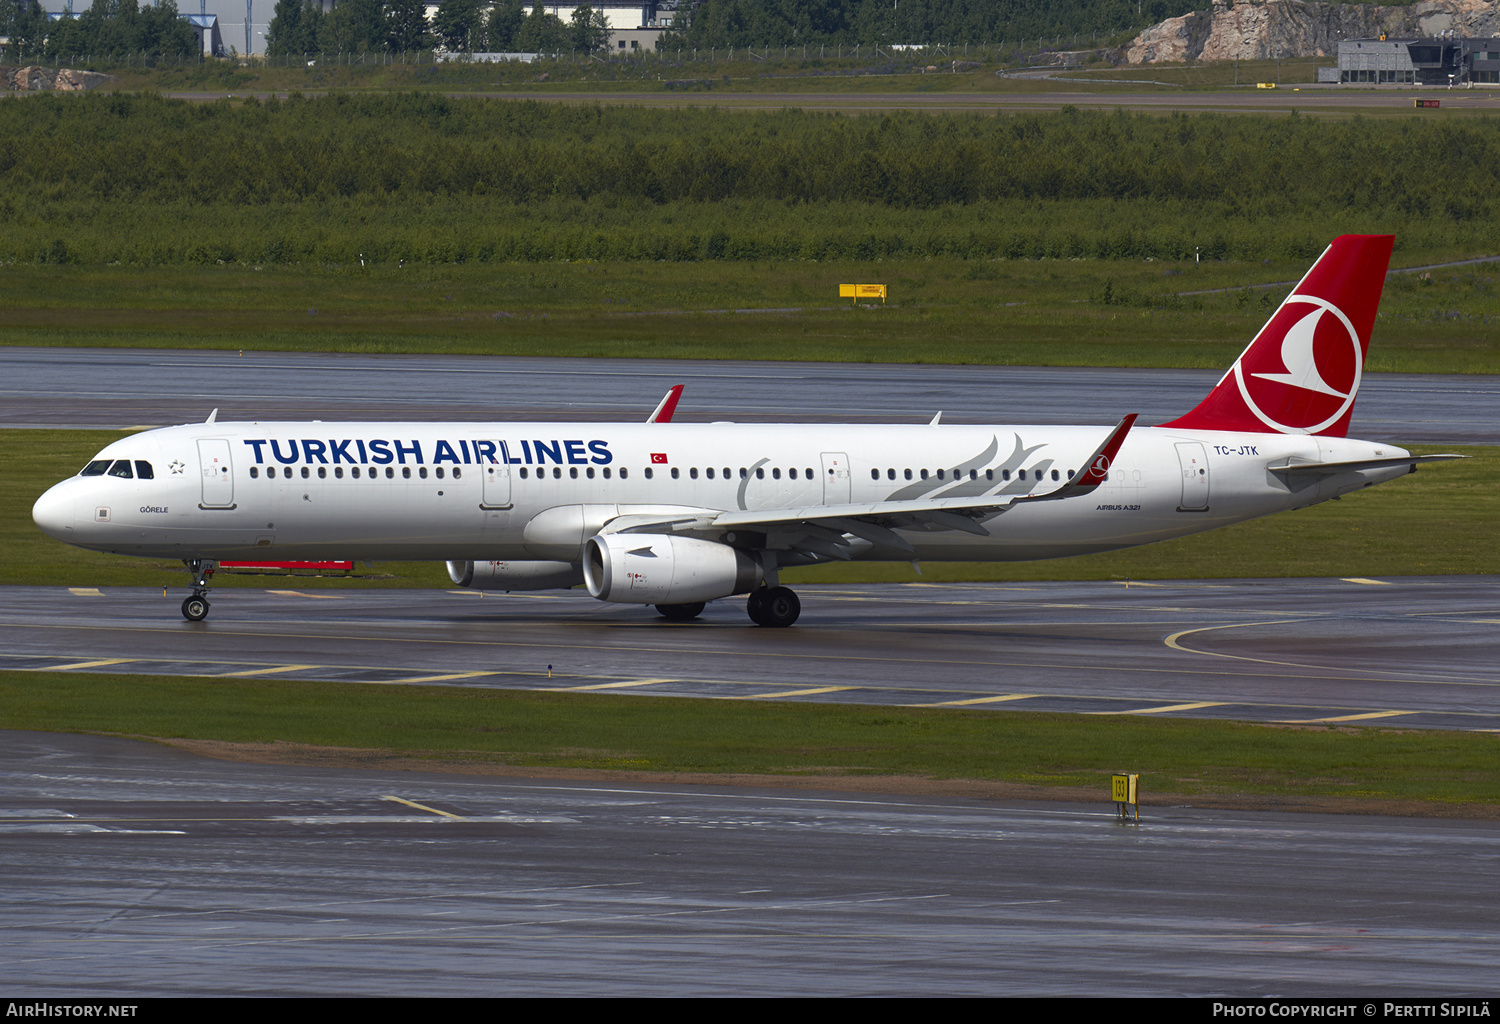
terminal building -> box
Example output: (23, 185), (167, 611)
(1320, 37), (1500, 85)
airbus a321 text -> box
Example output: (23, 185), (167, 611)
(33, 235), (1459, 627)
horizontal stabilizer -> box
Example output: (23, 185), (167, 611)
(1269, 454), (1466, 476)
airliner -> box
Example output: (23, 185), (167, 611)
(32, 235), (1459, 626)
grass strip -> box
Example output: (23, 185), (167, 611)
(3, 259), (1496, 372)
(3, 671), (1496, 806)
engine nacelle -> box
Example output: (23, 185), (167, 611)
(446, 559), (584, 591)
(583, 534), (762, 605)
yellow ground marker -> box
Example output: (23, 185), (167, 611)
(927, 694), (1040, 706)
(737, 686), (853, 700)
(43, 658), (133, 671)
(1280, 711), (1416, 724)
(216, 664), (319, 678)
(563, 679), (676, 691)
(1341, 578), (1392, 585)
(382, 796), (465, 820)
(1088, 701), (1229, 716)
(67, 588), (103, 597)
(383, 671), (496, 684)
(266, 590), (344, 599)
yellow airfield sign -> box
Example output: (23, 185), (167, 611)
(839, 284), (887, 303)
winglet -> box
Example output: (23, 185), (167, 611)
(1032, 414), (1137, 501)
(205, 408), (219, 424)
(647, 385), (684, 424)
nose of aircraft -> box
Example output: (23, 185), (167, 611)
(32, 483), (75, 540)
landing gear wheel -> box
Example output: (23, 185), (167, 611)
(749, 586), (799, 628)
(656, 601), (706, 621)
(746, 588), (768, 626)
(181, 595), (210, 621)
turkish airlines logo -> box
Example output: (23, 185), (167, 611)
(1088, 454), (1110, 479)
(1233, 295), (1362, 434)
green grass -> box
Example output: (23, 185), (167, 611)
(2, 671), (1495, 804)
(8, 429), (1493, 588)
(3, 259), (1498, 371)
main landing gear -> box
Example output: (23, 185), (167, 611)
(180, 558), (216, 621)
(747, 586), (800, 628)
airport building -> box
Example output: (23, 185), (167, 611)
(1319, 36), (1500, 85)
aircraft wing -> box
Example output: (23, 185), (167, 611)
(600, 416), (1138, 558)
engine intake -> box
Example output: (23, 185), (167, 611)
(583, 534), (762, 605)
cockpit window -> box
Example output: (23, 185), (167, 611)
(107, 459), (134, 479)
(80, 460), (112, 477)
(134, 460), (154, 480)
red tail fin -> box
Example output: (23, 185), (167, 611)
(1161, 235), (1394, 437)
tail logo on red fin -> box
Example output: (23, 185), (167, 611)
(1236, 294), (1362, 435)
(1159, 235), (1393, 438)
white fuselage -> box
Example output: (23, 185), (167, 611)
(33, 420), (1411, 565)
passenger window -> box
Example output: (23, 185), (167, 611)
(772, 468), (781, 480)
(81, 460), (111, 476)
(706, 468), (714, 480)
(301, 466), (310, 479)
(644, 467), (653, 479)
(335, 467), (344, 479)
(920, 469), (928, 480)
(586, 467), (595, 479)
(936, 469), (944, 480)
(250, 466), (259, 479)
(108, 460), (133, 479)
(1052, 470), (1060, 481)
(386, 467), (395, 479)
(671, 468), (680, 479)
(434, 467), (443, 479)
(569, 467), (578, 479)
(318, 466), (327, 479)
(756, 468), (764, 479)
(553, 467), (561, 479)
(871, 469), (879, 480)
(134, 461), (154, 479)
(419, 467), (428, 479)
(619, 468), (628, 479)
(453, 468), (461, 479)
(904, 469), (912, 480)
(689, 468), (698, 479)
(788, 468), (796, 480)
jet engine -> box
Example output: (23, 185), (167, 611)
(583, 534), (762, 605)
(446, 559), (584, 591)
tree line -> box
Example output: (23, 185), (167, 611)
(1, 0), (198, 60)
(266, 0), (610, 56)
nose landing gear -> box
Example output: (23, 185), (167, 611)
(180, 559), (217, 621)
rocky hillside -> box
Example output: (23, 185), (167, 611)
(1, 67), (113, 91)
(1125, 0), (1500, 63)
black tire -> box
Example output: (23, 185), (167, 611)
(756, 586), (800, 628)
(746, 589), (768, 626)
(656, 602), (705, 621)
(181, 596), (209, 621)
